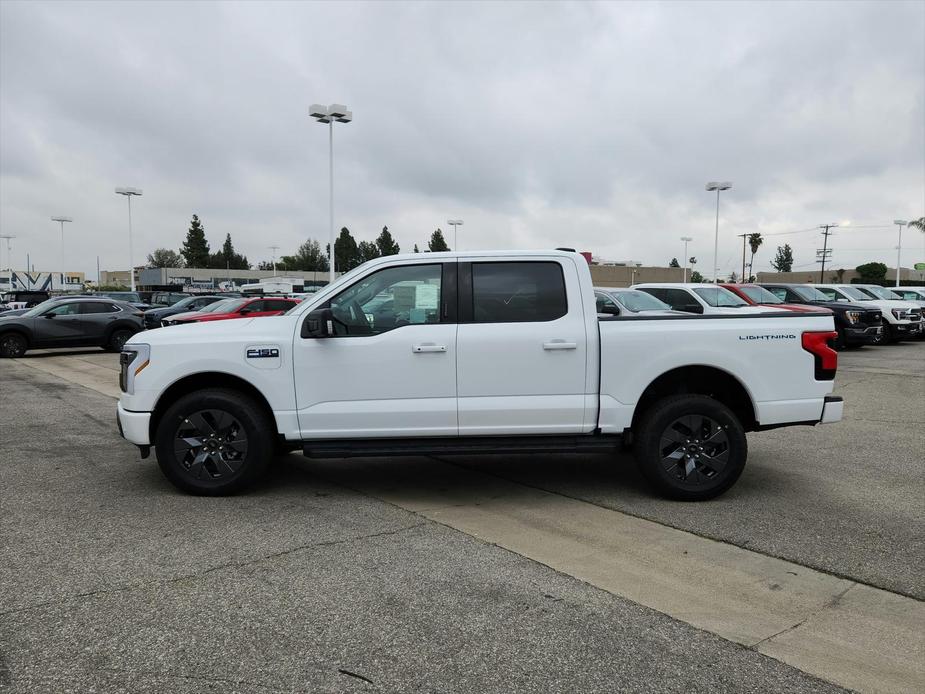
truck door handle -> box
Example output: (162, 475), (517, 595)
(543, 340), (577, 350)
(412, 343), (447, 353)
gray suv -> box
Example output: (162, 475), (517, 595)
(0, 297), (144, 358)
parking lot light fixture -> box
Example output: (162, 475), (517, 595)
(894, 220), (907, 287)
(680, 236), (693, 282)
(114, 188), (143, 291)
(705, 182), (732, 283)
(447, 219), (463, 250)
(310, 103), (352, 284)
(50, 216), (73, 286)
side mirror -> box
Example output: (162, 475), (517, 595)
(302, 308), (334, 338)
(600, 304), (621, 316)
(43, 313), (56, 319)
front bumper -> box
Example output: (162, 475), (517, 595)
(117, 401), (152, 446)
(820, 395), (843, 424)
(844, 325), (882, 344)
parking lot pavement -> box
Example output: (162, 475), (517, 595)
(0, 361), (849, 693)
(449, 341), (925, 601)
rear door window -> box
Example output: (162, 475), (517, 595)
(471, 262), (566, 323)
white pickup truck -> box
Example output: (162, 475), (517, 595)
(117, 250), (843, 500)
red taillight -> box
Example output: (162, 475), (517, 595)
(802, 330), (838, 380)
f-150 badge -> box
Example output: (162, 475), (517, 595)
(247, 348), (280, 358)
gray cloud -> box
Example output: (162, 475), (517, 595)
(1, 0), (923, 277)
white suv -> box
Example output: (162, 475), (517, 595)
(815, 284), (921, 344)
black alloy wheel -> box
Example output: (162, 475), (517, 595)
(635, 394), (747, 501)
(0, 333), (28, 358)
(154, 388), (273, 495)
(107, 328), (133, 352)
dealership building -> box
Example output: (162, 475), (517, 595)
(137, 267), (337, 292)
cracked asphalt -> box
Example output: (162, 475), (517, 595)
(0, 360), (853, 693)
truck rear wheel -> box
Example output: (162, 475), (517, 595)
(154, 388), (273, 495)
(635, 394), (747, 501)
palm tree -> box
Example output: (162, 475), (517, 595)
(908, 217), (924, 232)
(747, 233), (763, 279)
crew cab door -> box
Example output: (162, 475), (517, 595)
(456, 257), (589, 434)
(293, 261), (457, 438)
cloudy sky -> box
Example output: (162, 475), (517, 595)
(1, 0), (923, 278)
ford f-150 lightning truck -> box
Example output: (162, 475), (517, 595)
(117, 250), (844, 500)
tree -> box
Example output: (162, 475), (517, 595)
(771, 244), (794, 272)
(729, 271), (738, 283)
(180, 215), (211, 268)
(747, 233), (763, 275)
(334, 227), (360, 272)
(428, 228), (450, 252)
(908, 217), (924, 232)
(669, 257), (680, 268)
(357, 240), (380, 264)
(146, 248), (183, 268)
(855, 262), (887, 283)
(690, 270), (704, 283)
(413, 244), (420, 253)
(279, 239), (329, 272)
(210, 233), (250, 270)
(376, 226), (401, 256)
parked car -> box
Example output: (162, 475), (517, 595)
(0, 297), (144, 358)
(161, 297), (299, 326)
(117, 250), (842, 501)
(594, 287), (681, 316)
(889, 287), (925, 304)
(632, 283), (772, 315)
(758, 283), (883, 348)
(94, 291), (152, 311)
(143, 295), (226, 329)
(720, 284), (830, 314)
(149, 291), (191, 307)
(0, 290), (50, 311)
(814, 284), (921, 344)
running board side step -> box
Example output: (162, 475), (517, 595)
(302, 435), (623, 459)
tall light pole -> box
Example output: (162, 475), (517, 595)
(705, 182), (732, 283)
(310, 103), (352, 284)
(447, 219), (463, 250)
(680, 236), (693, 282)
(894, 220), (907, 287)
(115, 188), (142, 291)
(268, 245), (279, 276)
(50, 216), (72, 287)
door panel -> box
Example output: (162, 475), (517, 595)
(32, 303), (86, 345)
(456, 258), (589, 435)
(294, 262), (457, 438)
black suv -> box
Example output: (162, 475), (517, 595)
(759, 283), (883, 347)
(0, 297), (144, 358)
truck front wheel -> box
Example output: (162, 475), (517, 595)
(154, 388), (274, 495)
(635, 394), (747, 501)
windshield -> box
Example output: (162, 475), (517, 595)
(791, 286), (828, 301)
(861, 285), (899, 300)
(839, 286), (873, 301)
(612, 290), (671, 312)
(739, 286), (783, 304)
(201, 298), (246, 313)
(693, 287), (749, 307)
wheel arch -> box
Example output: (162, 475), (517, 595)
(0, 326), (32, 348)
(150, 371), (278, 442)
(631, 365), (757, 433)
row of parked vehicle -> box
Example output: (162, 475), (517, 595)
(594, 283), (925, 348)
(0, 290), (301, 358)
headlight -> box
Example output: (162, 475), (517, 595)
(119, 343), (150, 394)
(845, 310), (861, 324)
(891, 309), (910, 321)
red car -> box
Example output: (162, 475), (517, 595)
(721, 284), (830, 313)
(162, 297), (300, 326)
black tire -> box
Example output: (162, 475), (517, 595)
(154, 388), (274, 495)
(105, 328), (133, 352)
(880, 324), (894, 345)
(0, 332), (28, 358)
(634, 394), (747, 501)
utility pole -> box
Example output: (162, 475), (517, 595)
(817, 223), (838, 282)
(737, 233), (747, 282)
(268, 246), (279, 276)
